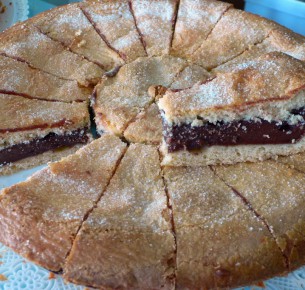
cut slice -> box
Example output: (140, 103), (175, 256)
(123, 64), (210, 145)
(159, 52), (305, 166)
(80, 0), (147, 62)
(171, 0), (232, 58)
(130, 0), (179, 56)
(0, 54), (90, 102)
(0, 23), (104, 86)
(93, 55), (187, 136)
(214, 26), (305, 73)
(164, 166), (286, 289)
(0, 94), (90, 173)
(214, 160), (305, 270)
(190, 9), (278, 70)
(64, 144), (175, 289)
(33, 4), (124, 70)
(0, 135), (127, 271)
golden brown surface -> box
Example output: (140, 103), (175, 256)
(80, 0), (147, 62)
(164, 166), (286, 289)
(0, 54), (90, 102)
(64, 144), (175, 289)
(214, 161), (305, 270)
(0, 135), (127, 272)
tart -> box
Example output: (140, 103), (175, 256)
(159, 52), (305, 166)
(0, 135), (127, 271)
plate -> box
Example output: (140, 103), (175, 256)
(0, 0), (29, 32)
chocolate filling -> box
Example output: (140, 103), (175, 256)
(164, 107), (305, 152)
(0, 128), (89, 166)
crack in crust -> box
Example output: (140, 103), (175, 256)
(210, 166), (290, 270)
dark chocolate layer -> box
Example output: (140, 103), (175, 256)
(0, 128), (89, 166)
(164, 107), (305, 152)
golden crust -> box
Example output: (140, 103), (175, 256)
(164, 166), (286, 289)
(191, 8), (279, 69)
(131, 0), (179, 56)
(0, 54), (90, 102)
(80, 0), (147, 62)
(0, 23), (104, 86)
(0, 135), (127, 272)
(171, 0), (232, 58)
(33, 4), (124, 70)
(159, 52), (305, 120)
(214, 160), (305, 270)
(64, 144), (175, 289)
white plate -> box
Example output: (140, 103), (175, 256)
(0, 0), (29, 32)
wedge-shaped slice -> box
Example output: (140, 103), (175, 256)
(64, 144), (175, 289)
(0, 54), (90, 102)
(80, 0), (146, 62)
(130, 0), (178, 56)
(0, 23), (104, 86)
(123, 64), (210, 145)
(215, 26), (305, 73)
(214, 161), (305, 270)
(0, 135), (127, 271)
(171, 0), (232, 58)
(191, 9), (278, 69)
(159, 52), (305, 166)
(94, 56), (187, 136)
(164, 166), (285, 290)
(33, 4), (124, 70)
(0, 94), (90, 174)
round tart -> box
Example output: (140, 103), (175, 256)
(0, 0), (305, 289)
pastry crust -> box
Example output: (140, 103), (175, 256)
(94, 56), (187, 135)
(33, 4), (124, 70)
(190, 8), (279, 69)
(0, 54), (90, 102)
(171, 0), (232, 58)
(164, 166), (286, 289)
(80, 0), (147, 62)
(64, 144), (175, 289)
(0, 135), (127, 271)
(214, 160), (305, 270)
(0, 23), (104, 86)
(130, 0), (179, 56)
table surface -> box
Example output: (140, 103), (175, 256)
(1, 1), (305, 290)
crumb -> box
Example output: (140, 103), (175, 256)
(77, 40), (87, 48)
(0, 274), (7, 281)
(48, 272), (56, 280)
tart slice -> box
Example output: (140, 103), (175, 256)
(64, 144), (175, 289)
(0, 54), (90, 103)
(214, 160), (305, 270)
(130, 0), (179, 56)
(93, 55), (187, 136)
(159, 52), (305, 166)
(80, 0), (147, 62)
(0, 23), (104, 87)
(0, 94), (90, 174)
(0, 135), (127, 271)
(171, 0), (232, 58)
(164, 166), (286, 289)
(33, 4), (124, 70)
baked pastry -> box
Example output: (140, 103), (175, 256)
(32, 3), (124, 70)
(164, 165), (286, 289)
(214, 160), (305, 271)
(0, 23), (104, 87)
(80, 0), (147, 62)
(64, 144), (175, 289)
(0, 94), (90, 174)
(159, 52), (305, 166)
(130, 0), (179, 56)
(0, 134), (127, 271)
(93, 55), (187, 136)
